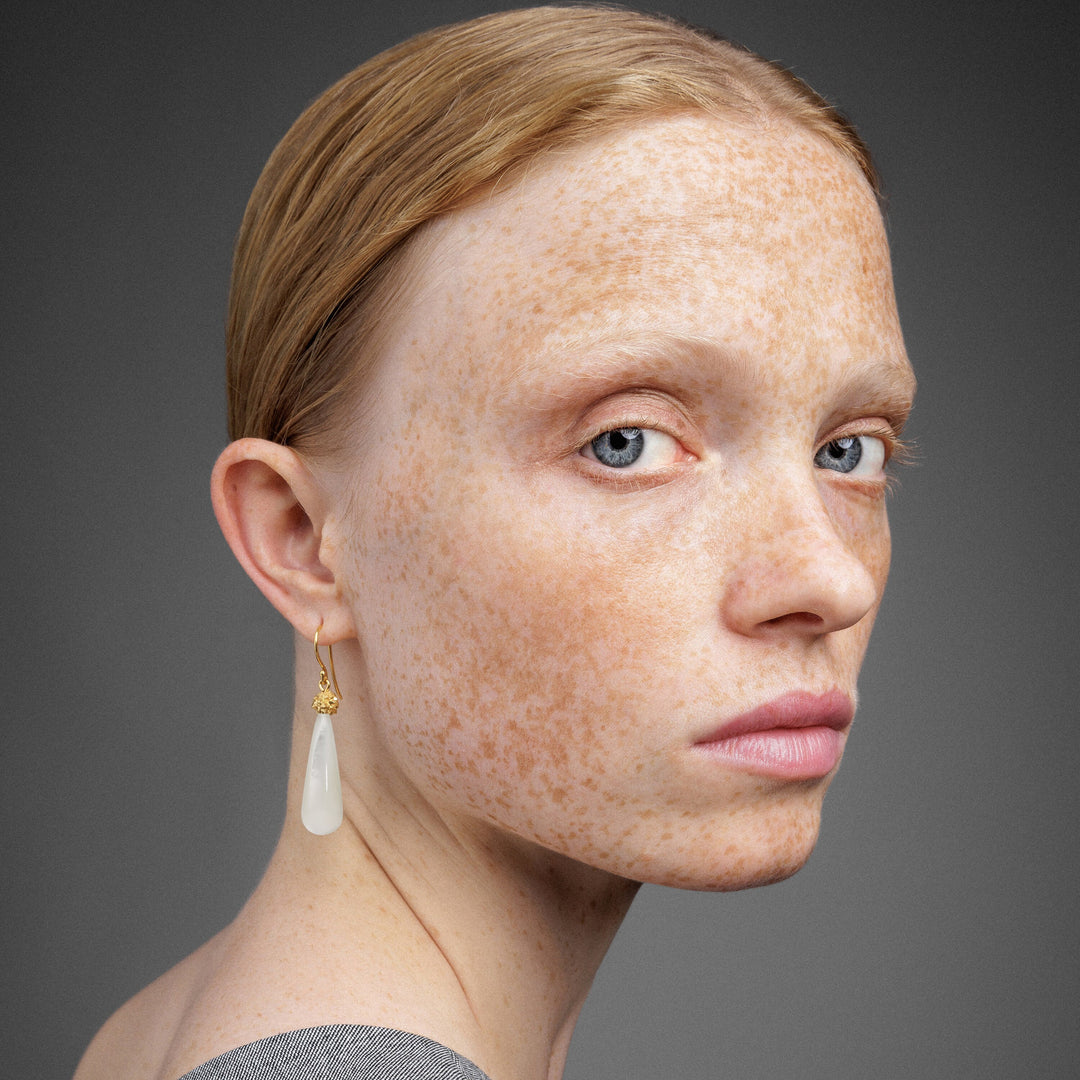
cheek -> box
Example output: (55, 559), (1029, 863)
(833, 490), (893, 603)
(827, 490), (893, 666)
(347, 440), (711, 845)
(369, 484), (677, 794)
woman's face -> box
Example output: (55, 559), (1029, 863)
(328, 114), (914, 890)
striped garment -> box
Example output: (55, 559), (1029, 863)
(178, 1025), (493, 1080)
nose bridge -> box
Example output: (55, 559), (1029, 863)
(720, 464), (879, 637)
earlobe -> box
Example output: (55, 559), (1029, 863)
(210, 438), (355, 641)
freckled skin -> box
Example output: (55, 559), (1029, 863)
(326, 114), (915, 891)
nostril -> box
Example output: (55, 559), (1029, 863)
(764, 611), (826, 630)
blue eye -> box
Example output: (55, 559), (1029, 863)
(589, 427), (646, 468)
(814, 435), (886, 476)
(581, 426), (684, 472)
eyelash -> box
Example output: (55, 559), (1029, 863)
(822, 423), (913, 463)
(816, 422), (914, 491)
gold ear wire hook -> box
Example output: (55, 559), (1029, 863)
(312, 626), (342, 713)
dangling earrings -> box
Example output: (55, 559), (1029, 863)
(301, 626), (343, 835)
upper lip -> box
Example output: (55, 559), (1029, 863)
(694, 689), (854, 744)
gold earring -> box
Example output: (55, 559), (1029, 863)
(311, 627), (341, 714)
(301, 626), (343, 835)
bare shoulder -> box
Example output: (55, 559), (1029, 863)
(71, 857), (469, 1080)
(72, 935), (224, 1080)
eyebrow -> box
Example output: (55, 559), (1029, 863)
(506, 329), (916, 422)
(830, 355), (918, 430)
(505, 331), (741, 395)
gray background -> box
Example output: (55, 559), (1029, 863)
(3, 1), (1077, 1077)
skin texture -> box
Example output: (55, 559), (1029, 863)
(328, 112), (913, 889)
(75, 114), (914, 1080)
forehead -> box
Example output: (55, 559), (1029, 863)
(387, 113), (906, 388)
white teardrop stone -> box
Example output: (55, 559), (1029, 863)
(301, 713), (342, 835)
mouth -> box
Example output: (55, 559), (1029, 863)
(691, 689), (854, 780)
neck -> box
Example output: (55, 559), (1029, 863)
(241, 683), (638, 1080)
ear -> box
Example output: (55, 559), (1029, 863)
(211, 438), (356, 643)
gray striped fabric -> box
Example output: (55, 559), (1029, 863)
(178, 1025), (493, 1080)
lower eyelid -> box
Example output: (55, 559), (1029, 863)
(572, 460), (688, 493)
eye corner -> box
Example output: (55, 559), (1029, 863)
(885, 433), (918, 469)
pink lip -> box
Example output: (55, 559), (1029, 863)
(692, 689), (854, 780)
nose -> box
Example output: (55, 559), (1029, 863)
(720, 481), (883, 639)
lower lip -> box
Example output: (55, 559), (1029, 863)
(694, 725), (846, 780)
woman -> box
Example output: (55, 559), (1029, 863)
(75, 6), (915, 1079)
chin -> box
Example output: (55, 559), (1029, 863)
(619, 798), (827, 893)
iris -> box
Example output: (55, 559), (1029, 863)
(590, 427), (646, 468)
(814, 436), (863, 474)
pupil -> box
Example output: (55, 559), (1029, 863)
(609, 431), (629, 451)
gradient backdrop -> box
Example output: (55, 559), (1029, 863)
(3, 1), (1077, 1077)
